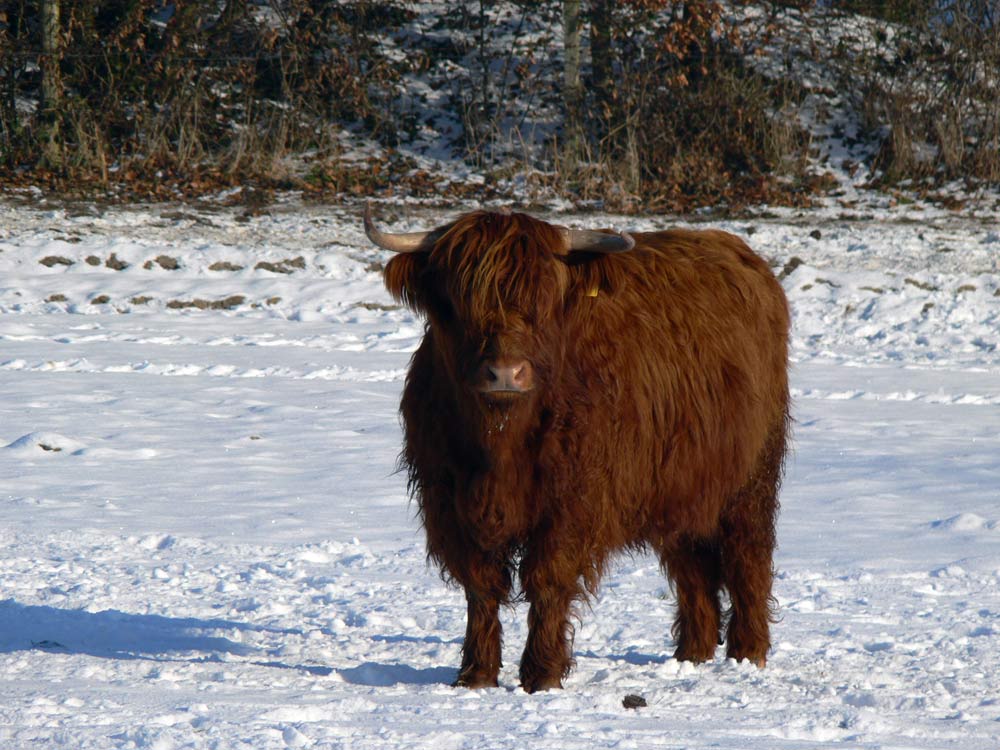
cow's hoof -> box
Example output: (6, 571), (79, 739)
(521, 677), (562, 694)
(673, 643), (716, 664)
(729, 654), (767, 668)
(726, 647), (768, 668)
(453, 673), (498, 689)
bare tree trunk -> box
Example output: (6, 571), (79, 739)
(589, 0), (613, 134)
(0, 63), (18, 162)
(40, 0), (63, 169)
(563, 0), (584, 166)
(221, 0), (245, 25)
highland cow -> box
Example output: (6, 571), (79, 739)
(364, 205), (790, 693)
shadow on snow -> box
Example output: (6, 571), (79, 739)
(3, 600), (649, 685)
(337, 662), (457, 687)
(0, 599), (331, 675)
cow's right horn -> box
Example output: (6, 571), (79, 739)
(562, 227), (635, 254)
(363, 203), (432, 253)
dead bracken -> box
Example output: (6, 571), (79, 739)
(255, 257), (305, 274)
(905, 278), (939, 292)
(143, 255), (180, 270)
(105, 253), (129, 271)
(208, 261), (244, 272)
(354, 301), (402, 312)
(166, 295), (246, 310)
(40, 256), (74, 267)
(778, 256), (804, 280)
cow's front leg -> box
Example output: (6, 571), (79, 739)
(453, 552), (513, 689)
(518, 547), (581, 693)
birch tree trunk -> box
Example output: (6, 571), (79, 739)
(40, 0), (63, 169)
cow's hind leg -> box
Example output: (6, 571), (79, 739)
(454, 551), (513, 688)
(720, 423), (785, 666)
(660, 538), (723, 663)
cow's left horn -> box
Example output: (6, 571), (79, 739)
(562, 227), (635, 254)
(363, 203), (432, 253)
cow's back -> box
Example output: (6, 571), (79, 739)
(560, 228), (789, 542)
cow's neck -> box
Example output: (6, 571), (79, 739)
(456, 403), (543, 547)
(476, 400), (537, 451)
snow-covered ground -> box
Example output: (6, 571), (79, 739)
(0, 197), (998, 749)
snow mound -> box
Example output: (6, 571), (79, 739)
(931, 513), (997, 533)
(4, 431), (86, 455)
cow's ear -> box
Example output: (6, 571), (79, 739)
(384, 253), (428, 311)
(564, 254), (612, 299)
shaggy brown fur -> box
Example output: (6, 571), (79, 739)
(380, 210), (790, 693)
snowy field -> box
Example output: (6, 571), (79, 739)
(0, 197), (998, 749)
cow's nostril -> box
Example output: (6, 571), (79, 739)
(480, 360), (533, 394)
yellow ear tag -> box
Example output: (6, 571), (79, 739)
(586, 283), (600, 297)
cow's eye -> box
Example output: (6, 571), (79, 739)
(428, 292), (456, 324)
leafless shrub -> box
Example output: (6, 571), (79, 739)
(3, 1), (993, 201)
(0, 0), (409, 191)
(562, 1), (813, 210)
(842, 0), (1000, 185)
